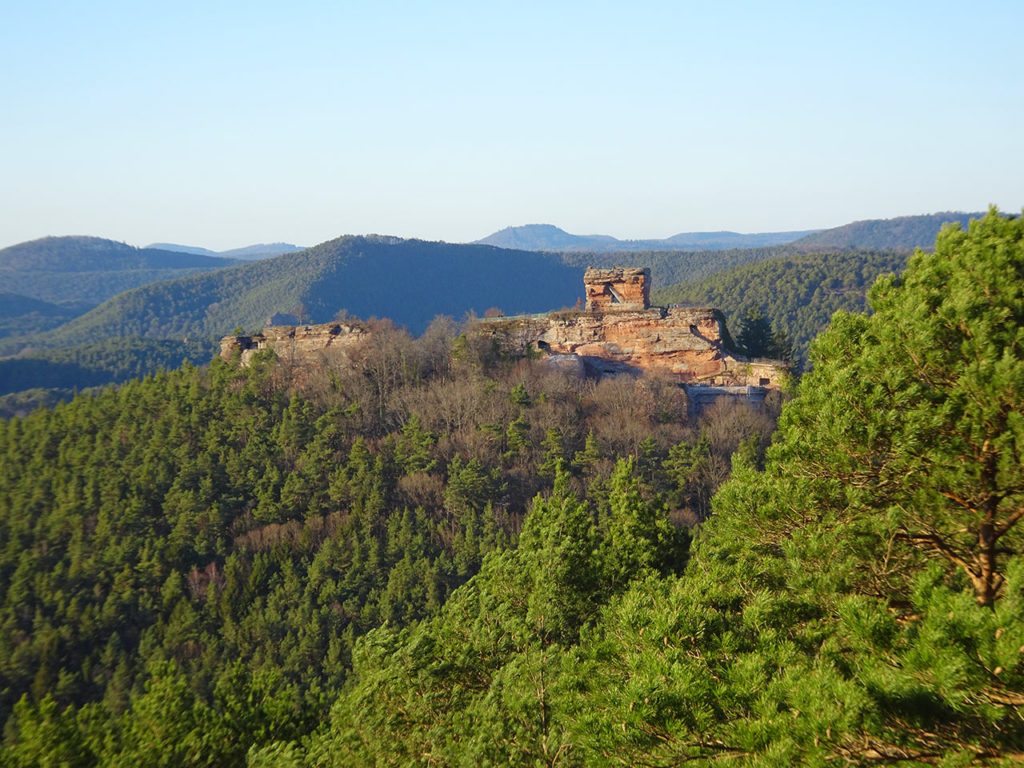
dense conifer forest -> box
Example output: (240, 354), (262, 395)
(655, 249), (911, 364)
(1, 210), (1022, 765)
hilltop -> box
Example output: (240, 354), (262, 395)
(0, 236), (239, 307)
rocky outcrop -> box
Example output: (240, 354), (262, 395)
(220, 322), (367, 366)
(476, 306), (787, 387)
(584, 267), (650, 310)
(217, 267), (789, 394)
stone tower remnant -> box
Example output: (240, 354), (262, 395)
(584, 267), (650, 311)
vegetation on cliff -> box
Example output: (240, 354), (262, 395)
(306, 213), (1024, 764)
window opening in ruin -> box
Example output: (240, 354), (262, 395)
(759, 377), (770, 386)
(689, 325), (698, 335)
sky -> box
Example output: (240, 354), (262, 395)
(2, 0), (1022, 251)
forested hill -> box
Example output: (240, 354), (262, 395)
(654, 249), (910, 364)
(791, 211), (983, 251)
(0, 293), (80, 340)
(6, 237), (583, 353)
(0, 311), (776, 765)
(0, 337), (218, 418)
(0, 236), (240, 306)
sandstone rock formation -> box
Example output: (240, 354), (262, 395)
(220, 322), (367, 366)
(476, 306), (787, 388)
(218, 267), (789, 397)
(584, 267), (650, 310)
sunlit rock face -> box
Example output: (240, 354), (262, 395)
(583, 267), (650, 311)
(217, 267), (789, 391)
(477, 306), (787, 386)
(220, 323), (367, 365)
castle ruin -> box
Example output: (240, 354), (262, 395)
(219, 267), (790, 407)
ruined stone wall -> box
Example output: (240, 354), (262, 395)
(476, 307), (788, 387)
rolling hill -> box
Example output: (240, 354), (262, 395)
(5, 236), (584, 354)
(0, 293), (82, 339)
(556, 245), (799, 290)
(791, 211), (984, 251)
(0, 236), (240, 306)
(479, 212), (996, 255)
(654, 249), (911, 364)
(0, 337), (217, 418)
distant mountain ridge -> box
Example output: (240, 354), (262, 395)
(474, 224), (819, 252)
(147, 242), (304, 260)
(0, 236), (240, 308)
(0, 236), (235, 272)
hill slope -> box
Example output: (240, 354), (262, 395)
(791, 211), (983, 250)
(0, 236), (239, 306)
(476, 224), (817, 252)
(0, 337), (217, 417)
(9, 237), (584, 352)
(655, 249), (911, 363)
(0, 293), (81, 339)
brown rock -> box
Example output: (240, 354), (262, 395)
(220, 322), (367, 366)
(584, 267), (650, 311)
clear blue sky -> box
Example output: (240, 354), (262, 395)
(2, 0), (1022, 250)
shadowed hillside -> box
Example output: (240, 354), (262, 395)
(655, 249), (910, 364)
(4, 236), (584, 353)
(0, 236), (239, 306)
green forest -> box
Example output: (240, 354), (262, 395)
(0, 339), (218, 419)
(655, 249), (911, 364)
(1, 210), (1023, 765)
